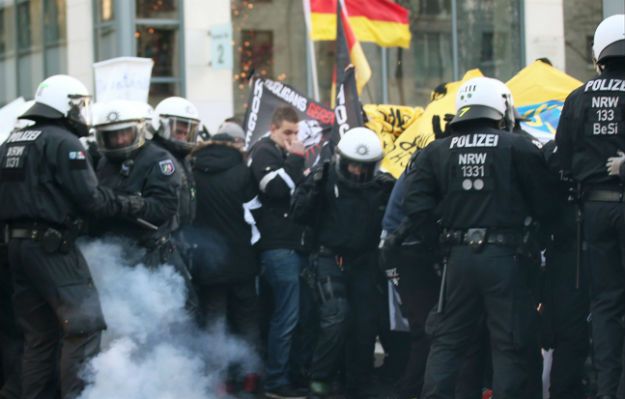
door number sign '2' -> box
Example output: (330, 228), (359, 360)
(210, 24), (233, 70)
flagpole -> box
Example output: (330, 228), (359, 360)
(302, 0), (320, 101)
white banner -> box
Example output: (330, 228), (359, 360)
(93, 57), (154, 103)
(0, 97), (25, 144)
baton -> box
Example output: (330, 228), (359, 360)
(437, 260), (447, 313)
(135, 218), (158, 231)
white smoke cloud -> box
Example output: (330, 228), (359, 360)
(77, 238), (260, 399)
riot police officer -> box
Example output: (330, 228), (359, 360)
(403, 77), (555, 398)
(291, 127), (394, 398)
(0, 75), (143, 399)
(91, 100), (197, 308)
(540, 140), (590, 399)
(154, 96), (200, 230)
(555, 14), (625, 399)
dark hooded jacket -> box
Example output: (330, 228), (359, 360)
(190, 141), (259, 284)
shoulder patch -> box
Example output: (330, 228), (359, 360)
(68, 150), (88, 169)
(69, 150), (86, 160)
(159, 159), (176, 176)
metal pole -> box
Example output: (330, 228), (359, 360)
(381, 46), (389, 103)
(451, 0), (460, 80)
(302, 0), (320, 101)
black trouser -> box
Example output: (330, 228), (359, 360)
(542, 242), (589, 399)
(8, 238), (106, 399)
(196, 278), (261, 357)
(393, 246), (440, 398)
(422, 245), (540, 399)
(305, 254), (349, 383)
(583, 201), (625, 397)
(344, 255), (385, 397)
(0, 250), (22, 399)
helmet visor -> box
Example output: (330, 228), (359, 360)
(68, 95), (92, 127)
(338, 158), (379, 184)
(163, 116), (199, 145)
(95, 121), (144, 160)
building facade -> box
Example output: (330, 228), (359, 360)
(0, 0), (623, 131)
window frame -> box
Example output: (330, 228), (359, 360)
(92, 0), (186, 101)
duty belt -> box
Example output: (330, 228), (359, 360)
(584, 189), (625, 203)
(8, 222), (60, 240)
(441, 228), (522, 249)
(7, 222), (73, 254)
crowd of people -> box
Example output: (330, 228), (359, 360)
(0, 12), (624, 399)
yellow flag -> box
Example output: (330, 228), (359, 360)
(380, 69), (484, 178)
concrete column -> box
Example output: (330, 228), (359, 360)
(523, 0), (566, 70)
(66, 0), (95, 91)
(183, 0), (234, 132)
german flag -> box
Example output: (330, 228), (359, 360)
(334, 0), (371, 95)
(310, 0), (411, 49)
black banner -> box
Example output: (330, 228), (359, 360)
(243, 77), (335, 159)
(330, 66), (364, 148)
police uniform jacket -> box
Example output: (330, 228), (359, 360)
(542, 140), (577, 246)
(404, 125), (555, 231)
(291, 162), (394, 258)
(95, 141), (181, 240)
(556, 67), (625, 187)
(0, 122), (120, 226)
(249, 136), (306, 251)
(153, 135), (196, 227)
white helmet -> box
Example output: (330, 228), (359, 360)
(155, 96), (200, 154)
(92, 99), (147, 161)
(335, 127), (383, 185)
(450, 77), (514, 127)
(21, 75), (92, 136)
(593, 14), (625, 63)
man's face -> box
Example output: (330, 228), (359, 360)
(347, 162), (365, 176)
(270, 120), (299, 149)
(107, 128), (135, 149)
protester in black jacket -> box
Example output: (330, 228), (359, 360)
(190, 123), (261, 394)
(248, 106), (308, 398)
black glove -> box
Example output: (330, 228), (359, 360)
(378, 233), (398, 272)
(117, 194), (145, 217)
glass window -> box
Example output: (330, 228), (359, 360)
(0, 2), (17, 105)
(456, 0), (522, 80)
(17, 0), (44, 98)
(0, 3), (17, 57)
(240, 29), (273, 79)
(96, 25), (117, 61)
(98, 0), (114, 22)
(44, 0), (66, 43)
(135, 25), (179, 77)
(18, 52), (45, 97)
(387, 0), (454, 106)
(136, 0), (178, 19)
(148, 81), (178, 106)
(44, 0), (67, 75)
(17, 2), (32, 49)
(231, 0), (307, 117)
(564, 0), (603, 81)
